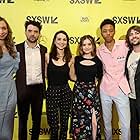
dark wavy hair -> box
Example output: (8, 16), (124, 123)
(0, 17), (17, 58)
(50, 30), (72, 62)
(24, 20), (42, 32)
(77, 35), (96, 56)
(126, 25), (140, 51)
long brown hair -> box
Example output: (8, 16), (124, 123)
(0, 17), (17, 58)
(126, 25), (140, 51)
(77, 35), (96, 56)
(50, 30), (72, 62)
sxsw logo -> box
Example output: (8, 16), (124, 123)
(112, 16), (140, 24)
(112, 128), (122, 135)
(29, 127), (51, 135)
(69, 0), (102, 4)
(69, 36), (80, 44)
(26, 16), (58, 24)
(69, 36), (100, 45)
(0, 0), (14, 3)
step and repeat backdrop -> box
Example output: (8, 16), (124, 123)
(0, 0), (140, 139)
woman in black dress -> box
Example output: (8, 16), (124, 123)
(71, 35), (103, 140)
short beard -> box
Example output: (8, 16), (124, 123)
(131, 41), (140, 46)
(27, 38), (38, 43)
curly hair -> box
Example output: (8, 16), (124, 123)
(0, 17), (17, 58)
(126, 25), (140, 51)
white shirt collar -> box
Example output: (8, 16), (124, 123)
(24, 41), (40, 49)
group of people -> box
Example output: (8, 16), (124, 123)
(0, 16), (140, 140)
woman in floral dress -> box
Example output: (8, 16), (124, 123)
(71, 35), (103, 140)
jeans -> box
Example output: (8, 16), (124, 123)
(100, 88), (130, 140)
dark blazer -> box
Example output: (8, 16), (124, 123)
(125, 50), (140, 100)
(16, 42), (47, 101)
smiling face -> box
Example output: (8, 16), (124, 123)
(128, 29), (140, 46)
(25, 24), (40, 43)
(54, 33), (68, 50)
(0, 20), (8, 40)
(82, 38), (94, 55)
(101, 24), (115, 43)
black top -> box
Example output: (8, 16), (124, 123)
(75, 55), (103, 82)
(47, 59), (70, 86)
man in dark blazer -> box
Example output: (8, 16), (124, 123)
(126, 25), (140, 140)
(16, 20), (47, 140)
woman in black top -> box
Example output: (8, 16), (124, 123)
(45, 30), (73, 140)
(71, 35), (103, 140)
